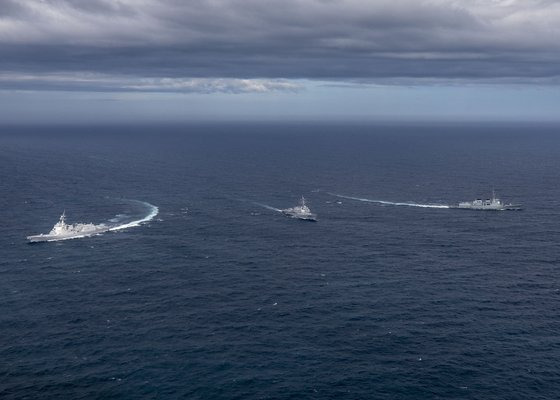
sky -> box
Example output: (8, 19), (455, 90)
(0, 0), (559, 123)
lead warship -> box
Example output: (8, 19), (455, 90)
(27, 212), (109, 242)
(281, 197), (317, 221)
(456, 191), (522, 211)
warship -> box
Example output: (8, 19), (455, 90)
(456, 191), (522, 211)
(281, 197), (317, 221)
(27, 212), (109, 242)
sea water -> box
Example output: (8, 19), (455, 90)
(1, 122), (559, 399)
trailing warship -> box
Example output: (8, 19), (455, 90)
(281, 197), (317, 221)
(27, 212), (109, 242)
(456, 191), (522, 211)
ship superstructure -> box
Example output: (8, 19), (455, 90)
(27, 212), (109, 242)
(281, 196), (317, 221)
(456, 191), (521, 211)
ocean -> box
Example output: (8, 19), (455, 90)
(1, 122), (560, 399)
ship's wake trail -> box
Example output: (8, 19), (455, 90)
(108, 200), (159, 231)
(252, 202), (282, 213)
(328, 193), (450, 209)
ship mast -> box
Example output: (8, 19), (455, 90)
(59, 210), (67, 225)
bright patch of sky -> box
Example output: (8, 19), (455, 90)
(1, 82), (558, 123)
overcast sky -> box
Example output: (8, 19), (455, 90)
(1, 0), (559, 122)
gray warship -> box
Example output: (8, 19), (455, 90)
(281, 197), (317, 221)
(27, 212), (109, 243)
(456, 191), (522, 211)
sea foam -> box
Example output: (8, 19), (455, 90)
(328, 193), (450, 209)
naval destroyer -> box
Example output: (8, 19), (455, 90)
(27, 212), (109, 242)
(281, 197), (317, 221)
(456, 191), (522, 211)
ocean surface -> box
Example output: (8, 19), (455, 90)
(1, 122), (560, 399)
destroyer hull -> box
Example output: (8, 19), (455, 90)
(27, 228), (109, 243)
(281, 211), (317, 221)
(453, 204), (522, 211)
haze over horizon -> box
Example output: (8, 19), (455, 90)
(1, 0), (560, 123)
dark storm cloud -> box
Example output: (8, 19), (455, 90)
(1, 0), (559, 91)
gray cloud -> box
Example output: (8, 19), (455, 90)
(0, 72), (301, 93)
(1, 0), (559, 91)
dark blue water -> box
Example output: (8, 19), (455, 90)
(1, 123), (560, 399)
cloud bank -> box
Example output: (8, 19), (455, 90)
(0, 72), (300, 93)
(1, 0), (559, 91)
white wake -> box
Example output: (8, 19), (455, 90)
(328, 193), (450, 209)
(108, 201), (159, 231)
(252, 202), (282, 213)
